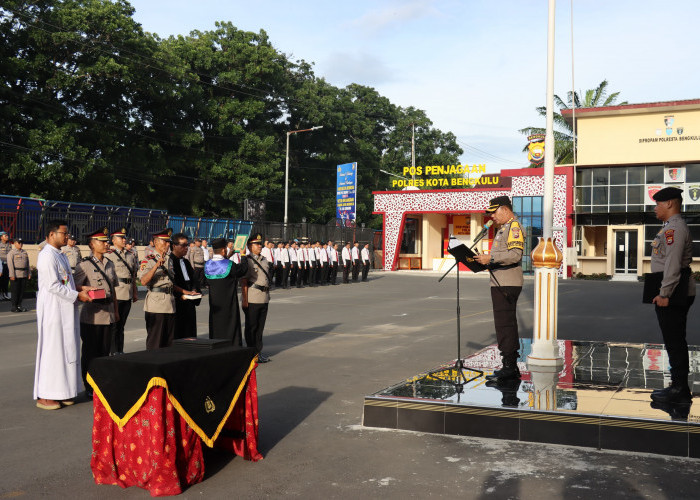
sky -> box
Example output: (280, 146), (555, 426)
(126, 0), (700, 174)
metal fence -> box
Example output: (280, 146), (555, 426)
(0, 195), (377, 249)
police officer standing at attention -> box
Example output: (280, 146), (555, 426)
(342, 242), (352, 284)
(188, 238), (206, 289)
(73, 227), (119, 395)
(105, 228), (138, 354)
(351, 241), (361, 282)
(0, 231), (10, 301)
(241, 234), (273, 363)
(475, 196), (525, 383)
(138, 228), (176, 350)
(361, 243), (371, 281)
(648, 187), (696, 404)
(7, 238), (31, 312)
(61, 234), (82, 273)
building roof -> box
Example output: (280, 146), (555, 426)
(561, 98), (700, 125)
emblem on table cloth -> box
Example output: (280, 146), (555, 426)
(204, 396), (215, 413)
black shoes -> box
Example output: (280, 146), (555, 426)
(258, 353), (271, 363)
(650, 385), (692, 404)
(11, 307), (28, 313)
(485, 363), (520, 382)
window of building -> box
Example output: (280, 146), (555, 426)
(400, 217), (419, 254)
(513, 196), (543, 274)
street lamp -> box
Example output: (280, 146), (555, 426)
(285, 126), (323, 232)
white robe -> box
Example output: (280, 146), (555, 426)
(33, 244), (81, 400)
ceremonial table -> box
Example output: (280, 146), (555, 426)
(87, 345), (262, 497)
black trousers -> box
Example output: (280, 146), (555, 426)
(244, 302), (269, 354)
(352, 259), (360, 281)
(309, 261), (317, 285)
(362, 262), (370, 281)
(290, 263), (298, 286)
(80, 323), (112, 390)
(10, 277), (27, 309)
(275, 264), (284, 287)
(0, 262), (8, 295)
(491, 286), (522, 365)
(343, 262), (351, 283)
(174, 300), (197, 339)
(319, 263), (328, 284)
(656, 296), (695, 386)
(330, 263), (338, 284)
(145, 312), (176, 350)
(193, 267), (205, 289)
(111, 300), (132, 353)
(282, 263), (290, 288)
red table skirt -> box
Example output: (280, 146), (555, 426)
(91, 370), (261, 497)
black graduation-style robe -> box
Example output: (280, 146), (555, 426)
(170, 255), (201, 339)
(204, 257), (248, 345)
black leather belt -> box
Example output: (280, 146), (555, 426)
(14, 267), (28, 271)
(119, 277), (132, 284)
(252, 284), (269, 293)
(492, 263), (521, 271)
(150, 286), (173, 294)
(194, 265), (204, 269)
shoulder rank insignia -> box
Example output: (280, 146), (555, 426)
(507, 221), (524, 250)
(665, 229), (674, 245)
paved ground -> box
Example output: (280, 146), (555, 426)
(1, 272), (699, 499)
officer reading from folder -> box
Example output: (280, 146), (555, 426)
(475, 196), (525, 383)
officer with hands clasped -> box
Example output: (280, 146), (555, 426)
(475, 196), (525, 383)
(648, 186), (696, 405)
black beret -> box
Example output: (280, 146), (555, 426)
(211, 237), (227, 250)
(486, 196), (512, 213)
(652, 186), (683, 202)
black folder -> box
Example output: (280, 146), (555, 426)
(642, 269), (690, 306)
(447, 236), (487, 273)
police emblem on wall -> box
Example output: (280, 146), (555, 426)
(689, 185), (700, 202)
(677, 127), (684, 135)
(527, 134), (545, 165)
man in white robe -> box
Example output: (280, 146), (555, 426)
(34, 220), (92, 410)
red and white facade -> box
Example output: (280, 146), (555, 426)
(373, 166), (575, 272)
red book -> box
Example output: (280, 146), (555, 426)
(88, 289), (106, 300)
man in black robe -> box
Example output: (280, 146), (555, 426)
(205, 237), (248, 345)
(170, 233), (201, 339)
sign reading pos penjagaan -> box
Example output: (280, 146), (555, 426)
(391, 164), (511, 189)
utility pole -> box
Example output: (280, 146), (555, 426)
(411, 123), (416, 184)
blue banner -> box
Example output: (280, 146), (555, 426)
(336, 162), (357, 221)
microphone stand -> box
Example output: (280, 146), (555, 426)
(427, 230), (490, 397)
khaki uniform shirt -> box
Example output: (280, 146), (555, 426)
(7, 248), (31, 278)
(0, 241), (12, 264)
(188, 246), (205, 269)
(138, 253), (176, 314)
(73, 256), (118, 325)
(488, 217), (525, 287)
(61, 245), (83, 270)
(650, 213), (696, 298)
(105, 248), (137, 301)
(244, 254), (272, 304)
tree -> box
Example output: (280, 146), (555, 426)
(519, 80), (627, 164)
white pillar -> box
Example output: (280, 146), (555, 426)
(529, 364), (560, 410)
(528, 237), (563, 366)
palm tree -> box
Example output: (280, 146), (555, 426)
(520, 80), (627, 165)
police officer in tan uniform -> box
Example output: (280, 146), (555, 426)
(138, 228), (176, 350)
(241, 234), (273, 363)
(105, 228), (138, 354)
(61, 234), (82, 273)
(188, 238), (206, 289)
(0, 231), (13, 300)
(7, 238), (31, 312)
(73, 227), (119, 395)
(648, 187), (696, 404)
(476, 196), (525, 382)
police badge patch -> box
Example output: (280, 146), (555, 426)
(665, 229), (674, 245)
(507, 222), (525, 250)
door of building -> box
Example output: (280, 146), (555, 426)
(613, 230), (638, 277)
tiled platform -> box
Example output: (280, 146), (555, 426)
(363, 340), (700, 457)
